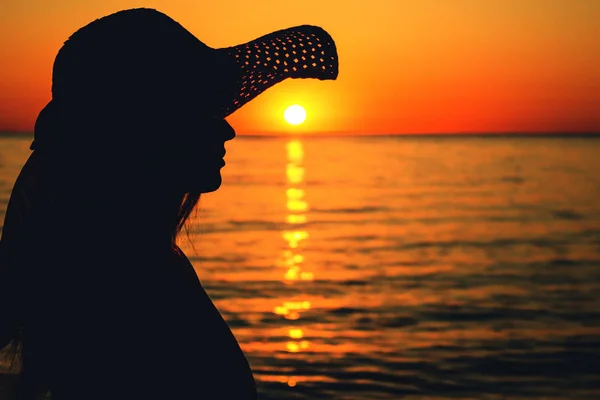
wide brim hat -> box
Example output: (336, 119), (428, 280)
(31, 7), (339, 150)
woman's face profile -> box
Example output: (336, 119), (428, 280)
(173, 116), (236, 194)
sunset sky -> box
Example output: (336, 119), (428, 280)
(0, 0), (599, 135)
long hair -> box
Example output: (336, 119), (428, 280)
(0, 151), (44, 398)
(0, 149), (202, 399)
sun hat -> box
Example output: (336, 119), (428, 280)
(30, 7), (339, 151)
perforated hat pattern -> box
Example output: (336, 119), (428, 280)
(222, 25), (338, 116)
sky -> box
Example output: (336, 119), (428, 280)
(0, 0), (599, 135)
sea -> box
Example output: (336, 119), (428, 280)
(1, 134), (600, 399)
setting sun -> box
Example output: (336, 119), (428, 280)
(284, 105), (307, 126)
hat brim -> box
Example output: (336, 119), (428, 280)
(212, 25), (339, 119)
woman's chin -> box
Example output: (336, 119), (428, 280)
(196, 174), (222, 193)
(178, 163), (224, 194)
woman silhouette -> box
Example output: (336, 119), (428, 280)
(0, 8), (338, 400)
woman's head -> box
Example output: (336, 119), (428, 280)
(32, 8), (338, 172)
(33, 9), (241, 195)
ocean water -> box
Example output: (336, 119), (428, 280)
(1, 134), (600, 399)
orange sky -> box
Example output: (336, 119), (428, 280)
(0, 0), (599, 135)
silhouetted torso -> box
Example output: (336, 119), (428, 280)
(21, 201), (257, 400)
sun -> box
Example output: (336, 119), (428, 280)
(284, 105), (307, 125)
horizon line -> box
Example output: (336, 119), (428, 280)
(1, 131), (599, 138)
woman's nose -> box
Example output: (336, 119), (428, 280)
(221, 120), (236, 141)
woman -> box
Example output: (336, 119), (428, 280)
(0, 8), (338, 399)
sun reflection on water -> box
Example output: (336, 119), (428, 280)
(274, 139), (314, 387)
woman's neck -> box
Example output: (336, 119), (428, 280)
(53, 187), (185, 253)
